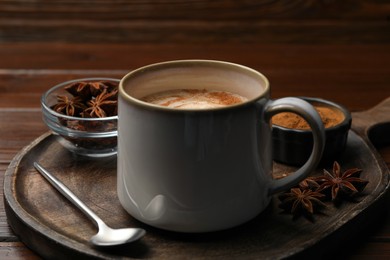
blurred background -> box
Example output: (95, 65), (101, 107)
(0, 0), (389, 111)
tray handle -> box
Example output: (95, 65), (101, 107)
(352, 97), (390, 145)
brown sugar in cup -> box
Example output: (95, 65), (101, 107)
(272, 105), (345, 130)
(272, 97), (352, 166)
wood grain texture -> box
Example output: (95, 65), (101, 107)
(1, 43), (388, 70)
(0, 242), (40, 259)
(0, 111), (46, 158)
(0, 0), (389, 43)
(0, 110), (47, 243)
(1, 0), (388, 20)
(0, 44), (389, 111)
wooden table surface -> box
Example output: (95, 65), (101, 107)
(0, 1), (389, 259)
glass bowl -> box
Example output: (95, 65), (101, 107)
(272, 97), (352, 167)
(41, 78), (119, 157)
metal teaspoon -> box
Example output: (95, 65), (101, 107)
(34, 162), (146, 247)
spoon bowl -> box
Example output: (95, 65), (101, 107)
(91, 224), (146, 247)
(34, 162), (146, 247)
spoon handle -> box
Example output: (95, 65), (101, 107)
(34, 162), (105, 228)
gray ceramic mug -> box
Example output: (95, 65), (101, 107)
(118, 60), (325, 232)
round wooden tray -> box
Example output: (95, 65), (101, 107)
(4, 98), (390, 259)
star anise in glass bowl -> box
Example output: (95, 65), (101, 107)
(41, 78), (119, 157)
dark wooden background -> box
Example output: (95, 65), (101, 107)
(1, 0), (389, 44)
(0, 0), (389, 258)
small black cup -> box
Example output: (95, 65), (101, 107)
(272, 97), (352, 166)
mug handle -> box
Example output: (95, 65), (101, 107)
(264, 97), (326, 195)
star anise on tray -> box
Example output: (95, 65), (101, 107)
(51, 95), (86, 117)
(279, 186), (326, 221)
(278, 161), (369, 222)
(298, 176), (320, 190)
(314, 161), (369, 202)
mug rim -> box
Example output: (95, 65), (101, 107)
(119, 59), (270, 112)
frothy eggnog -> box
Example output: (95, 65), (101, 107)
(141, 89), (247, 109)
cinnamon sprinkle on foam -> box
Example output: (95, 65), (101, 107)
(141, 89), (247, 109)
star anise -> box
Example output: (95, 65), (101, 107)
(279, 187), (326, 220)
(298, 176), (320, 190)
(51, 95), (86, 116)
(65, 81), (117, 100)
(98, 81), (118, 93)
(314, 161), (368, 201)
(65, 82), (89, 100)
(88, 81), (118, 97)
(82, 89), (118, 118)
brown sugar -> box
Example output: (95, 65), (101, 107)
(272, 105), (345, 130)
